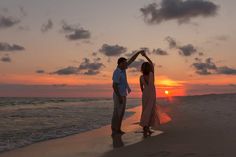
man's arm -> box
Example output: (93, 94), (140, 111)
(127, 50), (144, 66)
(113, 83), (123, 103)
(113, 83), (121, 97)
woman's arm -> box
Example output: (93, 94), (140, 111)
(142, 53), (154, 73)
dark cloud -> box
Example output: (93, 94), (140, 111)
(0, 15), (20, 29)
(128, 59), (145, 72)
(178, 44), (197, 56)
(140, 0), (219, 24)
(52, 66), (79, 75)
(152, 48), (168, 55)
(192, 58), (236, 75)
(94, 57), (101, 62)
(192, 58), (217, 75)
(166, 36), (198, 56)
(36, 70), (45, 74)
(99, 44), (127, 57)
(0, 42), (25, 52)
(165, 36), (177, 48)
(216, 66), (236, 75)
(41, 19), (53, 32)
(198, 52), (204, 56)
(1, 55), (11, 62)
(61, 22), (91, 41)
(92, 52), (97, 56)
(52, 58), (105, 75)
(19, 7), (27, 17)
(84, 69), (100, 75)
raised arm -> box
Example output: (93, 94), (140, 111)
(127, 50), (144, 66)
(142, 52), (154, 73)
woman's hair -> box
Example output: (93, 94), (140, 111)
(141, 62), (153, 75)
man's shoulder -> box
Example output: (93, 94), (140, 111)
(113, 68), (121, 74)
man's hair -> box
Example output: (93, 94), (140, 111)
(117, 57), (127, 65)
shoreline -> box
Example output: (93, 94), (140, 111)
(0, 106), (160, 157)
(1, 93), (236, 157)
(0, 100), (139, 154)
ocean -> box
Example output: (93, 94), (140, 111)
(0, 97), (141, 152)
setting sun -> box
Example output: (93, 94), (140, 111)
(165, 90), (169, 95)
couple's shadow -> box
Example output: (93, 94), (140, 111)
(111, 134), (124, 148)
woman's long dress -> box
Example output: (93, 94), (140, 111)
(140, 72), (160, 128)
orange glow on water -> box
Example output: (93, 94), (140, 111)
(156, 78), (186, 97)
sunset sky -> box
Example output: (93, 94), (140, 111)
(0, 0), (236, 97)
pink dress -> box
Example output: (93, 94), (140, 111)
(140, 72), (160, 128)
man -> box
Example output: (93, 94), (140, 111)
(111, 50), (144, 136)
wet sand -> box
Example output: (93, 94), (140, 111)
(0, 106), (161, 157)
(1, 93), (236, 157)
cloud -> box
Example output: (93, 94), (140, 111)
(52, 58), (105, 75)
(192, 58), (217, 75)
(92, 52), (97, 56)
(128, 59), (145, 72)
(61, 22), (91, 41)
(19, 7), (27, 17)
(0, 15), (20, 29)
(198, 52), (204, 56)
(41, 19), (53, 32)
(36, 70), (45, 74)
(140, 0), (219, 24)
(165, 36), (198, 56)
(0, 42), (25, 52)
(165, 36), (177, 48)
(52, 66), (79, 75)
(99, 44), (127, 57)
(1, 55), (11, 62)
(152, 48), (168, 55)
(178, 44), (197, 56)
(216, 66), (236, 75)
(192, 58), (236, 75)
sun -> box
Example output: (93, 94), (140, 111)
(165, 90), (169, 95)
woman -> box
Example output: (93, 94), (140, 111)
(139, 52), (160, 137)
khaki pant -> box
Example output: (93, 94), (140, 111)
(111, 93), (126, 133)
